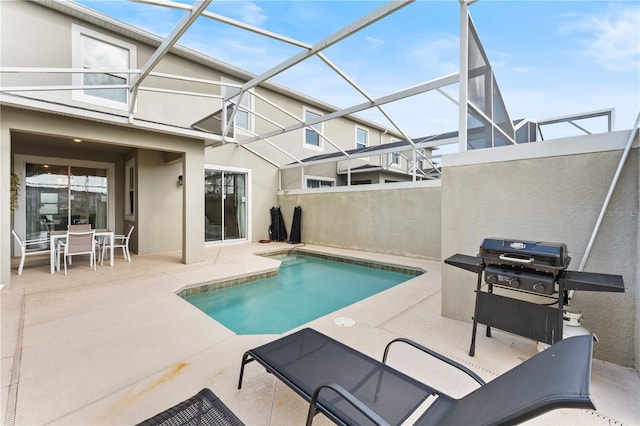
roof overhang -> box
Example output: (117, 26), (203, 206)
(0, 93), (222, 144)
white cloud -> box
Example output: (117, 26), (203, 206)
(409, 33), (459, 76)
(365, 36), (385, 51)
(234, 2), (267, 27)
(559, 4), (640, 71)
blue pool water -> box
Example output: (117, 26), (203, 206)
(184, 254), (417, 335)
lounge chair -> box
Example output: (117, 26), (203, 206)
(136, 388), (244, 426)
(238, 328), (594, 426)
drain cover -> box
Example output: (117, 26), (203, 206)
(334, 317), (356, 327)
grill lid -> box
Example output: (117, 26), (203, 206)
(479, 238), (570, 271)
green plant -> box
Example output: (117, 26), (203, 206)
(10, 172), (19, 214)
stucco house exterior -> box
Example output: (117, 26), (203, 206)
(1, 0), (424, 280)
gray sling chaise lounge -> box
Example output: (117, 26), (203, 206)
(238, 328), (594, 426)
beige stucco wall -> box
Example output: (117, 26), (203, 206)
(441, 130), (638, 367)
(136, 149), (183, 254)
(277, 183), (441, 259)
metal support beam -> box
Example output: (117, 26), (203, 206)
(458, 1), (470, 152)
(238, 0), (414, 94)
(578, 112), (640, 273)
(128, 0), (211, 116)
(317, 53), (416, 148)
(133, 0), (311, 49)
(240, 73), (459, 145)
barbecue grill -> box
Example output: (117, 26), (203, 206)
(445, 238), (625, 356)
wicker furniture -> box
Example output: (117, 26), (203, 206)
(136, 388), (244, 426)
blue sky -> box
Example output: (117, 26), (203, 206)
(77, 0), (639, 140)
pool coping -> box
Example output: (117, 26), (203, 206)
(176, 247), (425, 298)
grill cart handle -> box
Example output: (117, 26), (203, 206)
(499, 254), (534, 264)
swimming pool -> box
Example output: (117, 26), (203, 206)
(181, 252), (421, 335)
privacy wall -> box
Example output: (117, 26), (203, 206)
(277, 183), (441, 260)
(440, 130), (638, 367)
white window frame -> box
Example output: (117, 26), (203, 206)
(303, 107), (323, 151)
(305, 175), (336, 189)
(71, 24), (137, 111)
(390, 151), (400, 166)
(124, 158), (135, 221)
(355, 126), (368, 150)
(222, 77), (254, 134)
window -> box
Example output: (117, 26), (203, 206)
(356, 127), (368, 150)
(125, 158), (135, 220)
(390, 152), (400, 165)
(305, 176), (335, 189)
(72, 25), (136, 110)
(223, 79), (253, 133)
(304, 108), (323, 149)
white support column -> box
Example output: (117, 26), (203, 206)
(1, 122), (12, 288)
(182, 146), (205, 264)
(458, 1), (471, 152)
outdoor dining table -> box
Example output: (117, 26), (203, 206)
(49, 229), (114, 274)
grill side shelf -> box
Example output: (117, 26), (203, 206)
(560, 271), (625, 292)
(444, 254), (483, 274)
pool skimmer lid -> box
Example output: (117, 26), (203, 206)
(334, 317), (356, 327)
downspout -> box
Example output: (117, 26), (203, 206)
(381, 129), (387, 177)
(412, 149), (417, 182)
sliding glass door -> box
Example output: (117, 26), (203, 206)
(204, 169), (247, 242)
(24, 163), (108, 244)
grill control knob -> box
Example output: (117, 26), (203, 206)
(532, 282), (545, 292)
(507, 277), (519, 287)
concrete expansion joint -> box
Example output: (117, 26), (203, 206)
(378, 290), (442, 329)
(583, 409), (625, 424)
(4, 290), (26, 426)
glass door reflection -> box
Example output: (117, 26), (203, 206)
(204, 169), (246, 242)
(25, 163), (108, 247)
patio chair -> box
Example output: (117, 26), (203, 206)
(58, 230), (96, 275)
(238, 328), (594, 426)
(11, 230), (50, 275)
(101, 224), (133, 264)
(136, 388), (244, 426)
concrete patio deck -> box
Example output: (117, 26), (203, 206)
(2, 243), (639, 425)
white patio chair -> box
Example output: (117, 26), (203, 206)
(58, 230), (96, 275)
(11, 230), (50, 275)
(64, 224), (99, 267)
(102, 225), (134, 264)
